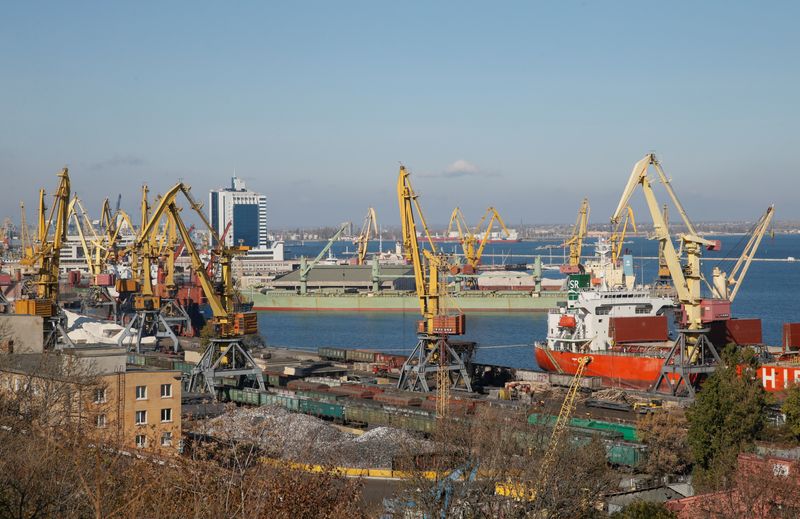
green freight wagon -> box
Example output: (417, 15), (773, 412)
(241, 389), (262, 405)
(295, 390), (347, 403)
(345, 349), (377, 363)
(127, 353), (146, 366)
(262, 393), (301, 412)
(299, 399), (345, 420)
(172, 361), (195, 374)
(528, 414), (638, 442)
(605, 441), (644, 467)
(318, 347), (347, 361)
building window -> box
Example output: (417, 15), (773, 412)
(94, 388), (107, 403)
(95, 414), (106, 428)
(135, 435), (146, 448)
(135, 385), (147, 400)
(161, 408), (172, 423)
(135, 410), (147, 425)
(161, 431), (173, 447)
(161, 383), (172, 398)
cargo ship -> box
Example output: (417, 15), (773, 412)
(245, 260), (566, 312)
(534, 286), (677, 390)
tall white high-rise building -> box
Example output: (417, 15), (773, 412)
(208, 176), (268, 248)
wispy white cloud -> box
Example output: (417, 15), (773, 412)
(420, 159), (500, 179)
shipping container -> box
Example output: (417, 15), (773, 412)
(375, 354), (408, 369)
(0, 274), (13, 286)
(609, 315), (669, 344)
(700, 298), (731, 322)
(93, 273), (115, 287)
(784, 323), (800, 351)
(318, 347), (347, 361)
(345, 349), (377, 363)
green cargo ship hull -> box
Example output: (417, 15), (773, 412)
(246, 289), (566, 312)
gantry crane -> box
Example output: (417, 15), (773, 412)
(560, 198), (590, 274)
(15, 168), (75, 349)
(396, 166), (472, 415)
(710, 205), (775, 303)
(612, 154), (723, 396)
(354, 207), (378, 265)
(447, 206), (514, 271)
(115, 186), (192, 352)
(121, 182), (264, 394)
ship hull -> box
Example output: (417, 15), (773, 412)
(535, 345), (668, 390)
(249, 290), (565, 312)
(535, 345), (800, 394)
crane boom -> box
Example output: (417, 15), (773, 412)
(561, 198), (589, 271)
(355, 207), (378, 265)
(613, 154), (719, 328)
(712, 205), (775, 303)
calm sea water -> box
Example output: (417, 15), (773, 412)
(256, 235), (800, 369)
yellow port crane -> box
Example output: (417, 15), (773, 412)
(560, 198), (590, 274)
(396, 166), (472, 416)
(612, 154), (723, 396)
(447, 206), (514, 270)
(15, 168), (75, 349)
(147, 185), (264, 395)
(354, 207), (378, 265)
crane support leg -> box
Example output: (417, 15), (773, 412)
(187, 338), (265, 398)
(117, 310), (180, 353)
(48, 312), (75, 350)
(397, 336), (473, 393)
(650, 329), (721, 398)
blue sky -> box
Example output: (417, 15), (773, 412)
(1, 1), (797, 228)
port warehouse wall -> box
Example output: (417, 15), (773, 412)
(128, 352), (644, 467)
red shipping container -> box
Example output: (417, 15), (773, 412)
(0, 274), (11, 286)
(725, 318), (762, 345)
(93, 273), (115, 287)
(609, 315), (669, 344)
(784, 323), (800, 351)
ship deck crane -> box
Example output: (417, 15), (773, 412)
(612, 154), (722, 397)
(396, 166), (472, 416)
(609, 205), (636, 266)
(298, 223), (349, 295)
(711, 205), (775, 303)
(560, 198), (589, 274)
(354, 208), (378, 265)
(15, 168), (75, 349)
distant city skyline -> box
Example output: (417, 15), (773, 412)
(1, 1), (798, 228)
